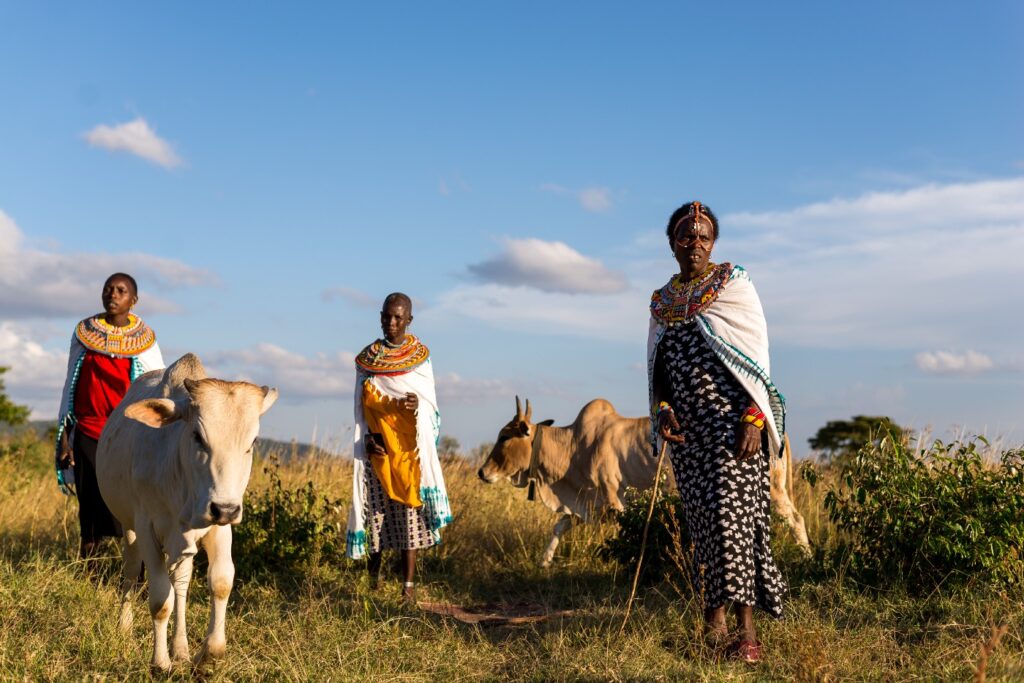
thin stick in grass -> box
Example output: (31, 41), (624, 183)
(619, 440), (669, 634)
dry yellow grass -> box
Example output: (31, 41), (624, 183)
(1, 434), (1022, 681)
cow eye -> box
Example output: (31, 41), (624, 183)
(193, 431), (207, 450)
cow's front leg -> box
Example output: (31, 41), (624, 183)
(139, 529), (174, 673)
(170, 553), (195, 662)
(195, 524), (233, 666)
(118, 529), (142, 632)
(541, 514), (575, 567)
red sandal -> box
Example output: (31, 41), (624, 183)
(726, 639), (762, 664)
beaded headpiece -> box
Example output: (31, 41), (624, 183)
(672, 201), (712, 236)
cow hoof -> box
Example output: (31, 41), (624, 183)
(540, 559), (553, 569)
(171, 641), (190, 663)
(194, 640), (226, 667)
(150, 658), (172, 675)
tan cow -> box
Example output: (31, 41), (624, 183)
(96, 354), (277, 673)
(478, 397), (809, 567)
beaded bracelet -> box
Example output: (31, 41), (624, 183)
(653, 401), (673, 419)
(742, 406), (766, 430)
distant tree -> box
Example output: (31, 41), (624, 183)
(438, 435), (461, 458)
(809, 415), (907, 464)
(0, 367), (30, 426)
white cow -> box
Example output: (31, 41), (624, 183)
(96, 353), (277, 672)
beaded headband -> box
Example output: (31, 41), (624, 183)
(672, 201), (713, 236)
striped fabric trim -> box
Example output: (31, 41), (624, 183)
(696, 315), (787, 439)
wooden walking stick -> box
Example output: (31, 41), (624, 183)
(619, 438), (670, 634)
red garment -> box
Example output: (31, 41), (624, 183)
(74, 351), (132, 440)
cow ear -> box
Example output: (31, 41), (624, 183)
(259, 386), (279, 415)
(537, 419), (555, 427)
(125, 398), (185, 428)
(183, 378), (201, 395)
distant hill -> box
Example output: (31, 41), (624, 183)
(0, 420), (340, 461)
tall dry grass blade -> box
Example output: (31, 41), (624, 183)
(973, 622), (1008, 683)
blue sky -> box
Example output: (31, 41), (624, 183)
(1, 2), (1022, 455)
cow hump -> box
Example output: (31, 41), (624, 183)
(160, 353), (208, 393)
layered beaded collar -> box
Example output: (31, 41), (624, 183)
(650, 262), (733, 325)
(75, 313), (157, 357)
(355, 334), (430, 375)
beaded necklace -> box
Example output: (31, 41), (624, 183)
(650, 262), (733, 325)
(355, 334), (430, 375)
(75, 313), (157, 357)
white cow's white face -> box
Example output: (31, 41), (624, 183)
(125, 378), (279, 528)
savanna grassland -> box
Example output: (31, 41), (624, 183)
(1, 432), (1022, 682)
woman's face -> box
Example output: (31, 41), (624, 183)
(102, 276), (137, 318)
(380, 301), (412, 345)
(672, 218), (715, 275)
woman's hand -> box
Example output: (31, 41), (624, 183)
(734, 422), (762, 460)
(400, 392), (418, 412)
(658, 409), (685, 444)
(365, 433), (386, 457)
(58, 433), (73, 468)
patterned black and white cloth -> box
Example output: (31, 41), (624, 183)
(657, 320), (786, 618)
(363, 466), (437, 553)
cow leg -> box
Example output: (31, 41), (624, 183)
(170, 555), (194, 662)
(139, 527), (174, 673)
(541, 514), (575, 568)
(117, 529), (142, 632)
(195, 524), (233, 666)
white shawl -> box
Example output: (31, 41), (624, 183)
(55, 335), (164, 493)
(345, 358), (452, 559)
(647, 265), (786, 457)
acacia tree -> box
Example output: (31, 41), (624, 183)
(809, 415), (906, 464)
(0, 366), (30, 426)
(438, 435), (461, 458)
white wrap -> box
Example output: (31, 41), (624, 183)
(647, 265), (786, 457)
(345, 358), (452, 559)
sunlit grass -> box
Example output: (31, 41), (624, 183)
(1, 433), (1022, 681)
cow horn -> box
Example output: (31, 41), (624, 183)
(524, 398), (532, 423)
(515, 395), (523, 420)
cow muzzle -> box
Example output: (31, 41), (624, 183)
(208, 501), (242, 525)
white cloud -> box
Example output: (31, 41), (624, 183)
(434, 373), (518, 403)
(83, 117), (182, 169)
(578, 187), (612, 213)
(0, 211), (216, 320)
(466, 237), (628, 294)
(444, 177), (1024, 355)
(718, 177), (1024, 351)
(204, 344), (356, 400)
(541, 183), (614, 213)
(0, 321), (70, 418)
(321, 286), (377, 308)
(915, 350), (995, 375)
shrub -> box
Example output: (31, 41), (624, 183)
(233, 457), (346, 579)
(601, 482), (692, 586)
(823, 436), (1024, 591)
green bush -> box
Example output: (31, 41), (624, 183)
(233, 457), (346, 579)
(823, 436), (1024, 591)
(601, 482), (692, 586)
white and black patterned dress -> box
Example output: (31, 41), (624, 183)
(364, 467), (437, 553)
(657, 320), (786, 618)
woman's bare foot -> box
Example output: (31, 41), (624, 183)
(402, 582), (416, 605)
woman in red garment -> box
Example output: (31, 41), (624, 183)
(55, 273), (164, 563)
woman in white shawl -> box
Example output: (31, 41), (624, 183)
(346, 293), (452, 603)
(55, 273), (164, 566)
(648, 202), (786, 663)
